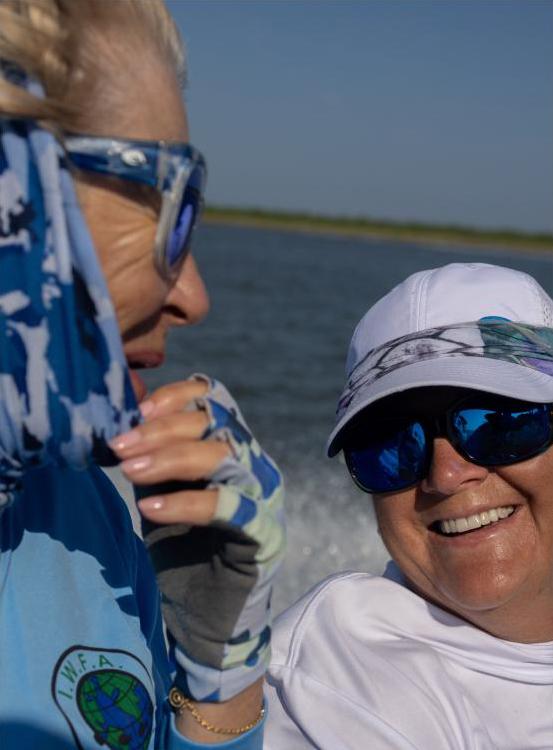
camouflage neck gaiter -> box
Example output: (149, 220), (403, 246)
(0, 110), (139, 510)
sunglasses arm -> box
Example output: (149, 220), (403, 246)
(63, 135), (159, 189)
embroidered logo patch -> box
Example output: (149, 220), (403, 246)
(52, 645), (154, 749)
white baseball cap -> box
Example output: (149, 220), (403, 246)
(327, 262), (553, 457)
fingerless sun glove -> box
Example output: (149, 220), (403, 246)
(141, 376), (286, 701)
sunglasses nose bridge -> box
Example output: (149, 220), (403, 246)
(421, 413), (447, 442)
(418, 413), (454, 475)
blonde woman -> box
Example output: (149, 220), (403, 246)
(0, 2), (284, 748)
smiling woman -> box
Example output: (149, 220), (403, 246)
(264, 262), (553, 750)
(363, 387), (553, 635)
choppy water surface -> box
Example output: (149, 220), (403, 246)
(141, 224), (553, 612)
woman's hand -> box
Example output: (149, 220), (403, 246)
(110, 377), (226, 525)
(109, 375), (286, 708)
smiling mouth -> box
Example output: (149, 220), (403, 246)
(429, 505), (517, 537)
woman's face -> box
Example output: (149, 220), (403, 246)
(371, 387), (553, 640)
(75, 64), (209, 400)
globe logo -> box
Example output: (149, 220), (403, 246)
(76, 669), (153, 749)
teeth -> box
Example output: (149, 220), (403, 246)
(438, 506), (514, 535)
(456, 517), (469, 533)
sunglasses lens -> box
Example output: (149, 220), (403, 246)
(452, 403), (551, 465)
(345, 421), (428, 493)
(165, 164), (204, 270)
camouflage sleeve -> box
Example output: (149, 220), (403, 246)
(141, 376), (286, 702)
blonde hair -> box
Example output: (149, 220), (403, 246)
(0, 0), (186, 132)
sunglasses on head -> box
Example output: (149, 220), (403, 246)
(63, 133), (207, 282)
(343, 393), (553, 495)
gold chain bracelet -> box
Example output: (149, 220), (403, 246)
(168, 687), (265, 736)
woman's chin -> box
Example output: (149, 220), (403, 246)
(129, 369), (149, 403)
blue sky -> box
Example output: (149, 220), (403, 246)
(167, 1), (553, 233)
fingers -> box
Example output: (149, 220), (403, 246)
(110, 411), (210, 458)
(139, 377), (209, 420)
(138, 489), (218, 525)
(119, 439), (231, 485)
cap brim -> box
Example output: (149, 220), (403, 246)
(327, 357), (553, 457)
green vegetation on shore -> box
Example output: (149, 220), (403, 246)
(203, 206), (553, 253)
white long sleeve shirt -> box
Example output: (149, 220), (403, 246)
(264, 564), (553, 749)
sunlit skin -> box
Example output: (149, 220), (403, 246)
(75, 60), (263, 739)
(368, 387), (553, 644)
(75, 60), (209, 377)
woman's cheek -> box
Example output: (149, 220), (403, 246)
(374, 499), (407, 556)
(76, 180), (168, 335)
(111, 249), (168, 333)
(99, 219), (167, 329)
(374, 495), (429, 573)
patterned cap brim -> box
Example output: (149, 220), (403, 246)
(327, 354), (553, 457)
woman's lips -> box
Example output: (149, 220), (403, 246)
(126, 351), (165, 368)
(430, 504), (523, 547)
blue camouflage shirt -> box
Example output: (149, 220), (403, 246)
(0, 462), (264, 749)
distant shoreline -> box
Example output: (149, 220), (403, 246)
(203, 207), (553, 254)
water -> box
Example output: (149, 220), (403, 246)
(138, 224), (553, 613)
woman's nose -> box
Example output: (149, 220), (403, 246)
(164, 253), (210, 326)
(420, 437), (489, 496)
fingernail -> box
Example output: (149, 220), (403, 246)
(109, 430), (142, 452)
(138, 496), (165, 512)
(139, 400), (155, 418)
(121, 455), (152, 474)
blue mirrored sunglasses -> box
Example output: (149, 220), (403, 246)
(343, 395), (553, 495)
(63, 133), (207, 281)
